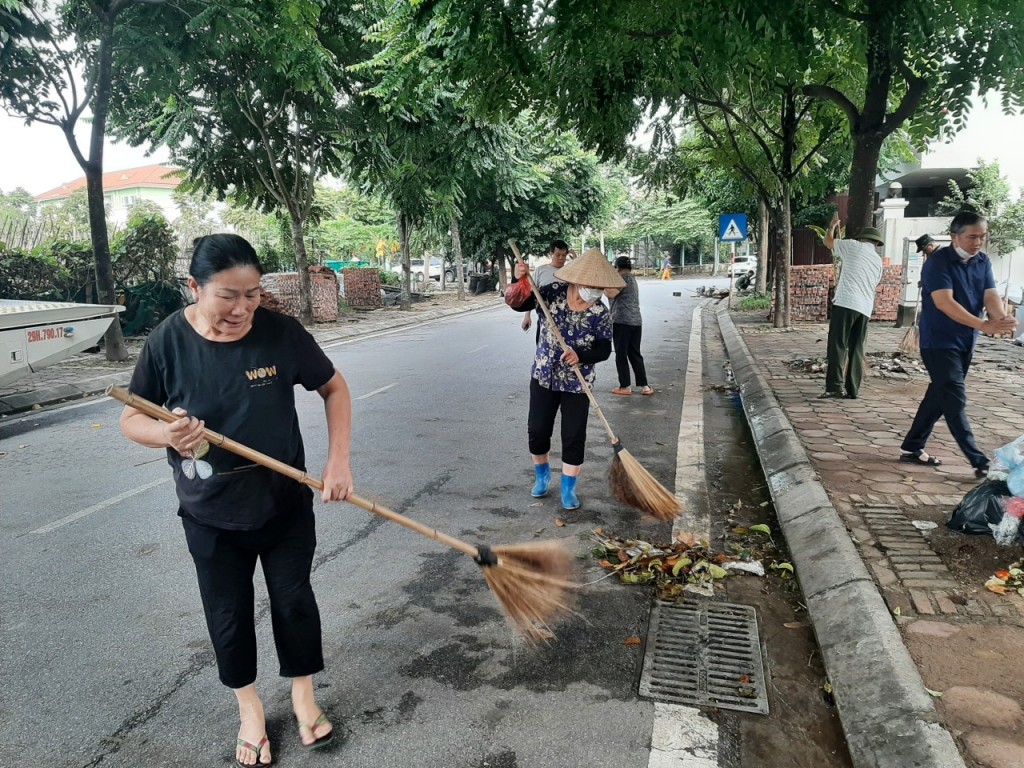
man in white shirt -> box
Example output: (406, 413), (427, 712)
(821, 213), (885, 399)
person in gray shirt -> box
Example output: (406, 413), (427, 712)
(605, 256), (653, 395)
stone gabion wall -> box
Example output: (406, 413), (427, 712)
(342, 267), (382, 308)
(769, 263), (903, 323)
(260, 266), (338, 322)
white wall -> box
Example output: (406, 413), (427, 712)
(894, 216), (1024, 306)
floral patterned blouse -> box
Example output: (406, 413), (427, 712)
(530, 282), (613, 393)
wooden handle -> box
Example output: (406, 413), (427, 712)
(507, 240), (619, 445)
(107, 386), (480, 558)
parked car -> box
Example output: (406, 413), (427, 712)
(728, 256), (758, 277)
(391, 257), (466, 283)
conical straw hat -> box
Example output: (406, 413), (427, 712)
(554, 248), (625, 289)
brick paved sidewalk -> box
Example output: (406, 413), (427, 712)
(733, 312), (1024, 768)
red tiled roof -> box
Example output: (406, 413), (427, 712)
(34, 164), (183, 202)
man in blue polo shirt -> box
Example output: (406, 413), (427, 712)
(899, 211), (1018, 476)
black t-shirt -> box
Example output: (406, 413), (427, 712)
(129, 307), (336, 530)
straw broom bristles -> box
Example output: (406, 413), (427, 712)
(608, 442), (681, 520)
(107, 385), (579, 644)
(898, 323), (920, 355)
(899, 287), (922, 355)
(481, 540), (580, 643)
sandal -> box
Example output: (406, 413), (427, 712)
(611, 387), (632, 396)
(297, 712), (334, 751)
(236, 736), (272, 767)
(899, 450), (942, 467)
(640, 386), (654, 396)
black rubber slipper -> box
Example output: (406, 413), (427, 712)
(899, 450), (941, 467)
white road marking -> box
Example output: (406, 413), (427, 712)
(30, 477), (171, 535)
(649, 303), (719, 768)
(674, 305), (710, 540)
(354, 383), (397, 400)
(467, 344), (489, 354)
(649, 704), (720, 767)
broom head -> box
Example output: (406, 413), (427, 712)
(480, 540), (579, 643)
(898, 325), (920, 355)
(609, 444), (681, 521)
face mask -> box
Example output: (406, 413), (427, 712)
(578, 287), (603, 303)
(953, 245), (973, 262)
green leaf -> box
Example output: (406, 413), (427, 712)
(708, 564), (729, 579)
(672, 557), (692, 577)
(749, 524), (772, 535)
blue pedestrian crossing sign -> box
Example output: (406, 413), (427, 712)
(719, 214), (748, 242)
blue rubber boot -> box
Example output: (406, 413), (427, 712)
(561, 474), (580, 510)
(531, 463), (551, 498)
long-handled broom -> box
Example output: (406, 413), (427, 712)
(898, 284), (922, 355)
(107, 385), (577, 643)
(507, 240), (680, 522)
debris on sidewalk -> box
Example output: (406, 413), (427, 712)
(948, 435), (1024, 546)
(784, 356), (826, 375)
(783, 352), (926, 380)
(864, 352), (926, 378)
(984, 561), (1024, 596)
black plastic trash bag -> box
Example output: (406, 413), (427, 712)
(947, 480), (1011, 535)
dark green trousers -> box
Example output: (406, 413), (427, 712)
(825, 305), (870, 396)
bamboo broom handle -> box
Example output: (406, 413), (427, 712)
(507, 240), (620, 445)
(107, 386), (480, 559)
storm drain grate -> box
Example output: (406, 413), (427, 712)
(639, 600), (769, 714)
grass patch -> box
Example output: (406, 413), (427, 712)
(734, 291), (771, 311)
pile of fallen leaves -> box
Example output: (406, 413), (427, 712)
(984, 561), (1024, 596)
(865, 352), (926, 378)
(784, 356), (826, 375)
(591, 527), (794, 600)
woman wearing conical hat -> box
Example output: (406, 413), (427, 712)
(506, 248), (624, 510)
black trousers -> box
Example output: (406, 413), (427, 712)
(527, 378), (591, 465)
(825, 305), (869, 396)
(901, 347), (987, 469)
(181, 500), (323, 689)
(612, 323), (648, 388)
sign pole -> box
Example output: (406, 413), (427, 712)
(728, 242), (736, 307)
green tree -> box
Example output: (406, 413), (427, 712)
(110, 0), (368, 324)
(381, 0), (1024, 263)
(37, 189), (93, 241)
(939, 160), (1024, 256)
(0, 0), (171, 360)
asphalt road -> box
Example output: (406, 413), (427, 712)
(1, 278), (711, 768)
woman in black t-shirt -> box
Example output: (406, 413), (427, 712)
(120, 234), (353, 767)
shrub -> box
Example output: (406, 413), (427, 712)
(734, 291), (771, 311)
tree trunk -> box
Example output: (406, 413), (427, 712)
(288, 213), (314, 325)
(757, 196), (769, 293)
(495, 246), (507, 292)
(845, 135), (884, 235)
(398, 213), (411, 310)
(781, 188), (792, 327)
(451, 216), (466, 301)
(88, 20), (128, 361)
(771, 208), (789, 329)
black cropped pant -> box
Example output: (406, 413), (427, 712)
(181, 500), (324, 689)
(612, 323), (648, 388)
(527, 378), (591, 465)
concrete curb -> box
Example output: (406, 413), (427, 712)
(715, 305), (965, 768)
(0, 371), (133, 417)
(0, 297), (501, 418)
